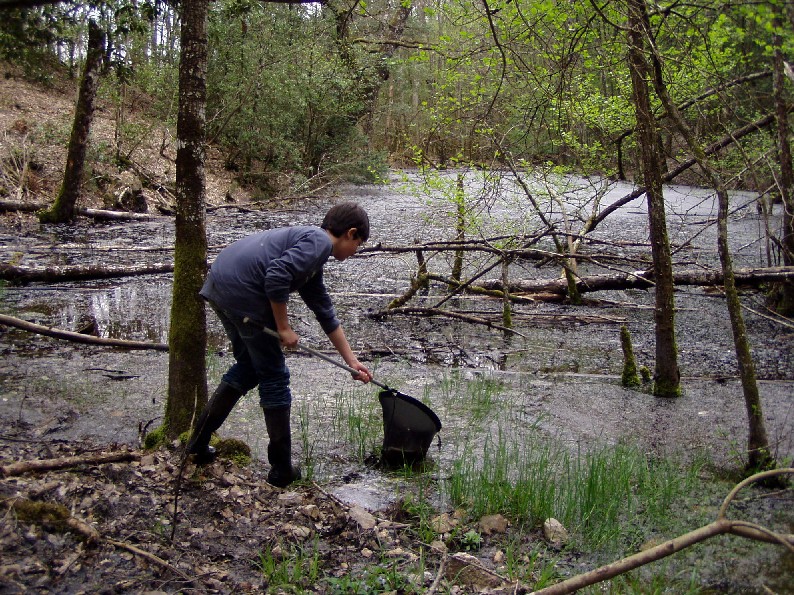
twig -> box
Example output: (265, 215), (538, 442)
(106, 538), (195, 585)
(425, 555), (447, 595)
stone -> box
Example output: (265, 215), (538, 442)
(478, 513), (509, 535)
(445, 552), (504, 589)
(543, 518), (569, 547)
(276, 491), (303, 506)
(348, 505), (377, 530)
(430, 512), (456, 534)
(429, 540), (447, 553)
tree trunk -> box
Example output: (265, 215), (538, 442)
(39, 20), (104, 224)
(626, 0), (680, 397)
(772, 4), (794, 315)
(643, 2), (775, 472)
(165, 0), (210, 440)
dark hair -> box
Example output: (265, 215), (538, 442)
(321, 202), (370, 242)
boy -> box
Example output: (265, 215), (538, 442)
(188, 202), (372, 487)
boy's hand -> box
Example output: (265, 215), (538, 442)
(278, 328), (299, 349)
(349, 360), (372, 384)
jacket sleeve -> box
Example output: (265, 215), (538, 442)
(298, 271), (340, 334)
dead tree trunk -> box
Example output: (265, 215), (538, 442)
(0, 262), (173, 283)
(39, 20), (104, 224)
(626, 0), (680, 397)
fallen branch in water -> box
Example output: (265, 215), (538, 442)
(0, 262), (174, 283)
(0, 313), (169, 351)
(480, 266), (794, 296)
(371, 306), (525, 336)
(525, 468), (794, 595)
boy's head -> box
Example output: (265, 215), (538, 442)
(321, 202), (370, 242)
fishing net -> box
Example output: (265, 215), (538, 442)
(379, 389), (442, 466)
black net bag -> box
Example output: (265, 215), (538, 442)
(379, 389), (442, 466)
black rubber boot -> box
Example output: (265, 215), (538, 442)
(186, 382), (243, 464)
(264, 405), (301, 488)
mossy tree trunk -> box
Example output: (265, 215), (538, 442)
(620, 325), (641, 387)
(626, 0), (680, 397)
(643, 0), (775, 472)
(39, 20), (104, 224)
(165, 0), (209, 439)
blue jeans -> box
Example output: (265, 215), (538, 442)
(208, 302), (292, 409)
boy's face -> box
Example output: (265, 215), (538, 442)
(332, 228), (364, 261)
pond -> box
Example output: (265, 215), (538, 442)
(1, 170), (792, 502)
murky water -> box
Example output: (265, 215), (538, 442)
(1, 172), (792, 498)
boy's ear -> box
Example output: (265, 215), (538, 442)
(345, 228), (358, 240)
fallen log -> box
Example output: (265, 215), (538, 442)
(0, 199), (160, 221)
(479, 266), (794, 296)
(0, 262), (174, 283)
(0, 313), (169, 351)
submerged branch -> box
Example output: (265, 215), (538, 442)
(0, 200), (160, 221)
(371, 305), (524, 336)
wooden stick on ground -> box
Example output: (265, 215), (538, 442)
(0, 450), (141, 477)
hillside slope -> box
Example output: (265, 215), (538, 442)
(0, 64), (250, 213)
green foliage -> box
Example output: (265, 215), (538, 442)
(204, 1), (384, 189)
(143, 424), (167, 450)
(321, 560), (417, 594)
(460, 529), (482, 550)
(255, 541), (321, 590)
(399, 489), (437, 543)
(447, 428), (705, 550)
(0, 7), (75, 83)
(2, 0), (782, 190)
